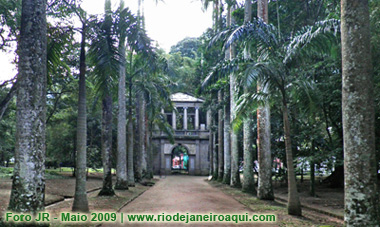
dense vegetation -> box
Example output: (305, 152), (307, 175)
(0, 0), (379, 224)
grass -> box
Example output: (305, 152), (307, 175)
(1, 167), (118, 179)
(0, 167), (12, 178)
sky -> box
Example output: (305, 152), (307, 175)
(0, 0), (213, 82)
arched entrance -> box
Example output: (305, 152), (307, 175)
(171, 144), (189, 173)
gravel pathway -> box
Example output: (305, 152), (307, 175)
(103, 175), (272, 226)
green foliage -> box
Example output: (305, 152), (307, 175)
(170, 37), (201, 59)
(0, 0), (21, 49)
(0, 87), (16, 167)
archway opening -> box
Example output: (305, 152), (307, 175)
(171, 144), (189, 173)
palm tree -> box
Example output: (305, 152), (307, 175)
(8, 0), (47, 212)
(222, 3), (232, 186)
(89, 0), (119, 196)
(217, 90), (224, 181)
(136, 90), (147, 181)
(72, 7), (90, 211)
(123, 25), (158, 183)
(201, 0), (223, 181)
(126, 50), (136, 186)
(115, 1), (134, 190)
(143, 54), (175, 179)
(341, 0), (380, 224)
(256, 0), (274, 201)
(241, 0), (256, 194)
(222, 0), (237, 186)
(215, 14), (340, 215)
(135, 54), (171, 181)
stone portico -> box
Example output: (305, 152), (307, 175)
(152, 93), (210, 175)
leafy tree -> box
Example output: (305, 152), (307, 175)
(170, 37), (201, 59)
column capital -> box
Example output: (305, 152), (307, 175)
(183, 106), (188, 110)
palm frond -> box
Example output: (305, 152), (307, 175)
(285, 19), (340, 63)
(154, 112), (175, 144)
(88, 15), (120, 98)
(225, 18), (279, 50)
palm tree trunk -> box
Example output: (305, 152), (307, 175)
(223, 6), (232, 185)
(137, 91), (147, 180)
(212, 117), (218, 180)
(257, 0), (274, 201)
(341, 0), (379, 224)
(8, 0), (47, 212)
(141, 93), (148, 179)
(282, 97), (301, 216)
(208, 110), (214, 177)
(127, 110), (135, 186)
(213, 0), (219, 32)
(146, 120), (153, 179)
(98, 95), (115, 196)
(73, 22), (89, 211)
(134, 96), (142, 182)
(242, 118), (256, 194)
(217, 90), (224, 181)
(127, 58), (135, 187)
(241, 0), (255, 193)
(115, 42), (128, 190)
(257, 102), (274, 199)
(230, 43), (241, 188)
(223, 97), (231, 184)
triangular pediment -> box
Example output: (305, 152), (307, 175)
(170, 92), (204, 103)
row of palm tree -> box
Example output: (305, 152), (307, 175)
(7, 0), (172, 213)
(201, 0), (379, 224)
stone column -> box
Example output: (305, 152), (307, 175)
(195, 107), (200, 130)
(183, 107), (188, 130)
(172, 108), (176, 130)
(206, 110), (211, 130)
(157, 109), (164, 131)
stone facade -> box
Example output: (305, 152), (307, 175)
(152, 93), (210, 176)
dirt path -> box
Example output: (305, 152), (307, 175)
(103, 176), (273, 226)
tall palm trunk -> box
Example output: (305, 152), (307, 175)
(115, 41), (128, 190)
(223, 97), (231, 184)
(217, 90), (224, 181)
(212, 117), (218, 180)
(208, 110), (214, 177)
(127, 56), (135, 186)
(230, 47), (241, 188)
(242, 0), (255, 194)
(134, 96), (142, 181)
(257, 0), (274, 201)
(136, 91), (147, 181)
(127, 107), (135, 186)
(223, 5), (232, 185)
(146, 117), (153, 179)
(229, 4), (241, 186)
(282, 96), (301, 216)
(242, 118), (256, 193)
(8, 0), (47, 212)
(141, 94), (148, 179)
(73, 22), (89, 211)
(341, 0), (379, 224)
(98, 95), (115, 196)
